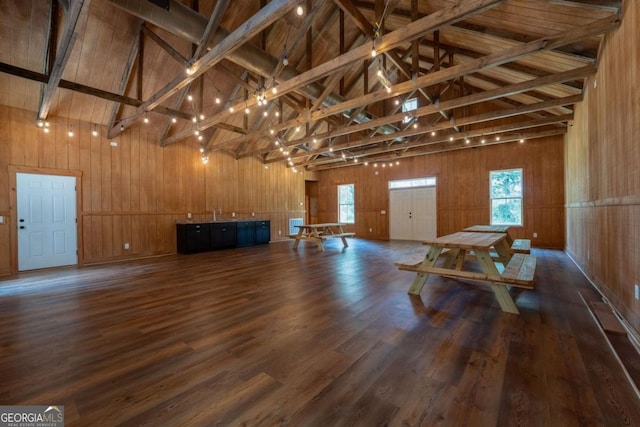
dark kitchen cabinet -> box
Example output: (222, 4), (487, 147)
(176, 223), (210, 254)
(236, 221), (256, 247)
(255, 220), (270, 244)
(176, 220), (269, 254)
(210, 222), (237, 249)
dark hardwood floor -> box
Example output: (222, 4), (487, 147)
(1, 239), (638, 426)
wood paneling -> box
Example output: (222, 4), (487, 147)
(317, 135), (565, 248)
(565, 0), (640, 336)
(0, 105), (305, 274)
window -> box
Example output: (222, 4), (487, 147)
(389, 177), (436, 189)
(402, 97), (418, 123)
(338, 184), (355, 224)
(490, 168), (523, 226)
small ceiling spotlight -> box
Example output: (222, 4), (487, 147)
(187, 94), (193, 101)
(37, 120), (44, 128)
(215, 97), (221, 104)
(200, 114), (205, 120)
(68, 126), (74, 137)
(296, 5), (304, 15)
(201, 154), (208, 164)
(520, 138), (525, 143)
(92, 124), (99, 136)
(272, 87), (278, 94)
(465, 138), (470, 144)
(192, 116), (197, 123)
(431, 131), (436, 136)
(172, 117), (177, 123)
(143, 113), (149, 124)
(282, 55), (289, 66)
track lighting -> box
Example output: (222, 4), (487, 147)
(92, 124), (98, 136)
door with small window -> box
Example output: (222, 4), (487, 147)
(389, 178), (437, 241)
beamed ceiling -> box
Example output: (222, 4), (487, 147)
(0, 0), (622, 170)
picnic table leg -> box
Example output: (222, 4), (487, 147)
(475, 249), (519, 314)
(493, 239), (512, 264)
(340, 236), (349, 248)
(311, 230), (325, 251)
(408, 247), (443, 295)
(293, 229), (304, 250)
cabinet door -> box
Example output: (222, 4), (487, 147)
(211, 223), (237, 249)
(177, 223), (210, 254)
(255, 221), (270, 244)
(236, 221), (256, 247)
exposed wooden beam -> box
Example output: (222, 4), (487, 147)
(309, 128), (567, 170)
(167, 0), (507, 146)
(264, 15), (617, 137)
(107, 20), (143, 138)
(300, 115), (571, 168)
(548, 0), (621, 11)
(192, 0), (230, 60)
(273, 96), (581, 164)
(45, 1), (59, 76)
(140, 0), (296, 114)
(141, 25), (188, 66)
(37, 0), (85, 120)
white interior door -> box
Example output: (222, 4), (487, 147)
(389, 186), (436, 241)
(17, 173), (78, 271)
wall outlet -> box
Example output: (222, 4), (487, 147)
(635, 284), (639, 301)
(369, 228), (373, 233)
(278, 230), (282, 235)
(110, 141), (118, 147)
(533, 232), (538, 238)
(381, 210), (386, 215)
(232, 212), (236, 218)
(187, 212), (192, 219)
(124, 242), (130, 250)
(251, 212), (255, 217)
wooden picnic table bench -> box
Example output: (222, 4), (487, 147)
(290, 223), (355, 252)
(395, 231), (536, 314)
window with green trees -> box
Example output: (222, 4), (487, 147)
(490, 169), (523, 226)
(338, 184), (355, 224)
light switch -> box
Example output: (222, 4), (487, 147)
(381, 210), (386, 215)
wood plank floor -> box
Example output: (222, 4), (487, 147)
(0, 239), (638, 426)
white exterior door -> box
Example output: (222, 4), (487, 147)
(17, 173), (78, 271)
(389, 189), (413, 240)
(389, 186), (436, 241)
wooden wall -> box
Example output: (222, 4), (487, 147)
(0, 106), (305, 275)
(565, 0), (640, 335)
(316, 135), (565, 248)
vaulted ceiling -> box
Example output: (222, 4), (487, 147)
(0, 0), (622, 170)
